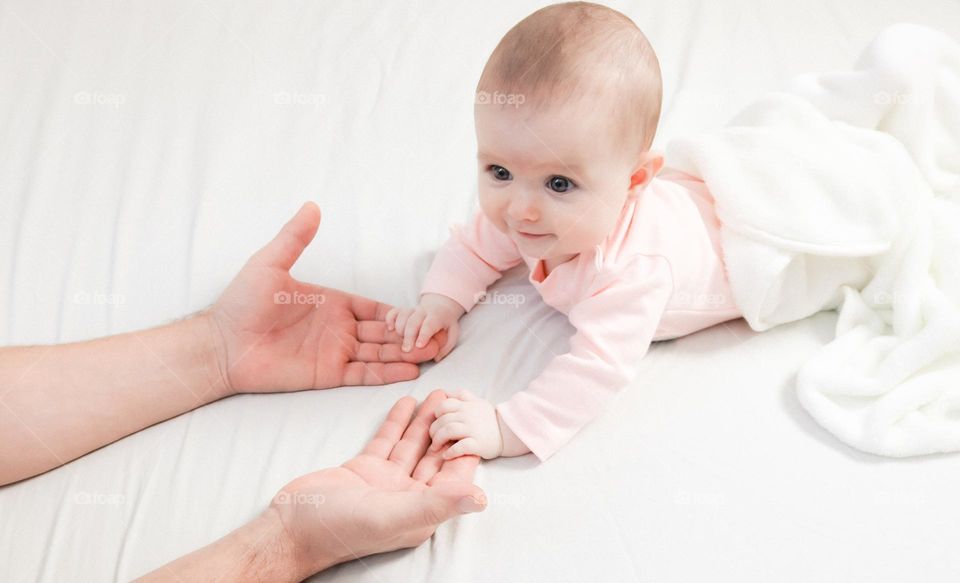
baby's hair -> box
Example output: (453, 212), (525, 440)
(476, 1), (662, 157)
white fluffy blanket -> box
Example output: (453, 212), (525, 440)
(665, 23), (960, 457)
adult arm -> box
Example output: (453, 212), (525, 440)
(134, 391), (486, 582)
(0, 203), (444, 486)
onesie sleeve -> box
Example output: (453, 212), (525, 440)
(420, 210), (524, 312)
(495, 254), (675, 462)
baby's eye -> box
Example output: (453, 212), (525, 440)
(488, 165), (512, 181)
(547, 175), (575, 194)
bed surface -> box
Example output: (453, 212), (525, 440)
(3, 1), (960, 581)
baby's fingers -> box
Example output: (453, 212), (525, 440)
(393, 309), (414, 342)
(414, 316), (443, 350)
(429, 411), (463, 439)
(436, 398), (463, 416)
(431, 422), (468, 451)
(402, 310), (427, 352)
(384, 307), (398, 331)
(444, 438), (481, 460)
(451, 388), (477, 401)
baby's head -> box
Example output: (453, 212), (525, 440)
(474, 2), (663, 261)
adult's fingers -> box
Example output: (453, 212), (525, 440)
(387, 390), (447, 475)
(357, 321), (444, 363)
(411, 445), (446, 482)
(342, 362), (420, 386)
(361, 396), (417, 459)
(252, 202), (321, 272)
(359, 320), (442, 348)
(430, 453), (481, 485)
(349, 293), (395, 323)
(431, 328), (449, 352)
(364, 481), (486, 545)
(354, 341), (438, 364)
(436, 323), (459, 362)
(357, 320), (405, 344)
(443, 438), (481, 460)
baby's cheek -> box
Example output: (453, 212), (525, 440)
(555, 209), (605, 249)
(478, 191), (506, 229)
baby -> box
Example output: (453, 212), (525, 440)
(385, 2), (742, 462)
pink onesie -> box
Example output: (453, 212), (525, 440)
(421, 167), (743, 461)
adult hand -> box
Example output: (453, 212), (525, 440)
(137, 390), (486, 581)
(269, 389), (485, 578)
(0, 203), (447, 486)
(207, 202), (447, 395)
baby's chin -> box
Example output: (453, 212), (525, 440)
(517, 236), (597, 259)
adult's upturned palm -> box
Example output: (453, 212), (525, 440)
(207, 202), (445, 394)
(269, 390), (485, 577)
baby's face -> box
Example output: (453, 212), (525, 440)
(475, 98), (639, 262)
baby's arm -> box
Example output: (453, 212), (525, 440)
(387, 211), (523, 361)
(432, 255), (675, 461)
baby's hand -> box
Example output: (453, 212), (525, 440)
(385, 293), (465, 362)
(429, 390), (503, 460)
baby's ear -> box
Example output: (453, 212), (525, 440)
(648, 150), (665, 177)
(628, 150), (665, 194)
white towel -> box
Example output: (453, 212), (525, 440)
(665, 23), (960, 457)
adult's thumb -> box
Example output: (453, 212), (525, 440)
(387, 481), (487, 531)
(255, 201), (321, 272)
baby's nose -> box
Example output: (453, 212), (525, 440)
(507, 191), (539, 221)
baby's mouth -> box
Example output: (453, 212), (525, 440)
(509, 223), (551, 239)
(515, 230), (551, 240)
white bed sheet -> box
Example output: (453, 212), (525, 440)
(2, 1), (960, 581)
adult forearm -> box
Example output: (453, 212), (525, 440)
(0, 312), (229, 485)
(134, 508), (310, 583)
